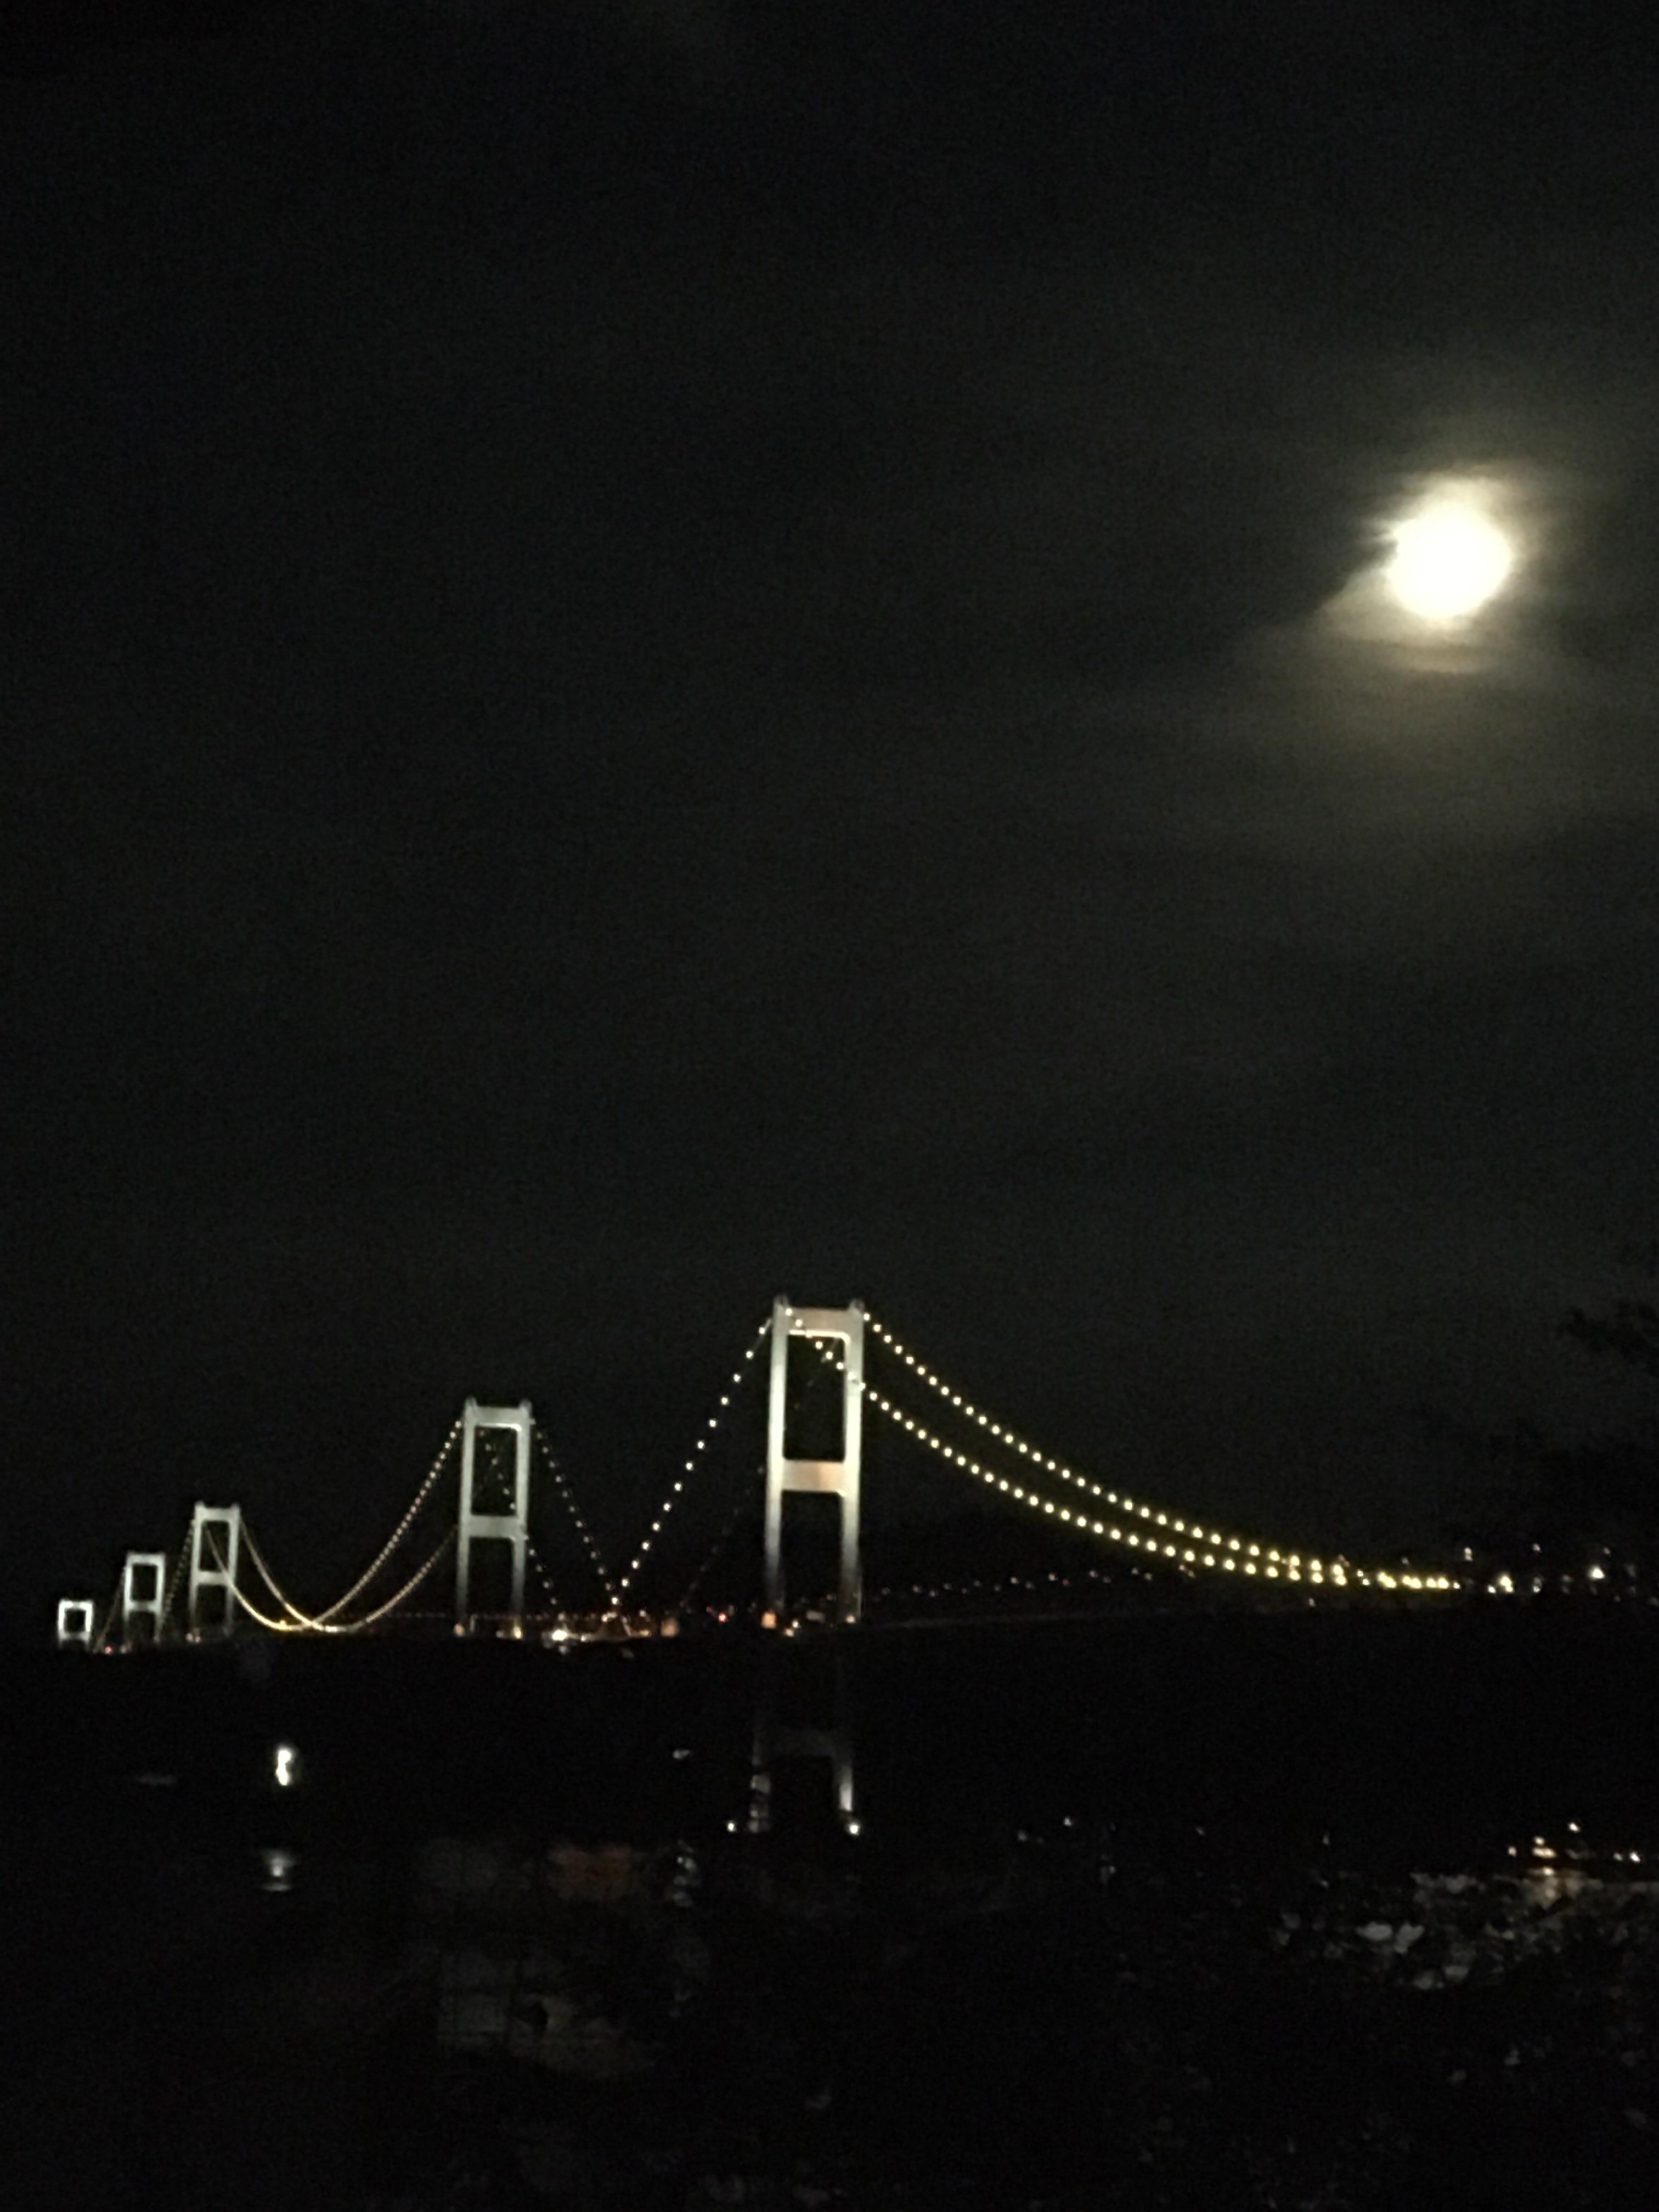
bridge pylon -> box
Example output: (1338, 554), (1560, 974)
(55, 1599), (96, 1651)
(120, 1551), (167, 1648)
(455, 1399), (532, 1636)
(187, 1504), (243, 1639)
(765, 1297), (865, 1626)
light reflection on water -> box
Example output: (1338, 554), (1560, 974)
(258, 1844), (298, 1893)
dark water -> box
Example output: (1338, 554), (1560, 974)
(5, 1612), (1659, 2209)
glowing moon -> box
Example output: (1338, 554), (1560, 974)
(1385, 501), (1514, 622)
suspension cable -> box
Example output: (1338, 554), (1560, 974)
(238, 1517), (321, 1627)
(211, 1523), (457, 1634)
(532, 1429), (620, 1612)
(862, 1374), (1457, 1593)
(330, 1526), (455, 1630)
(674, 1482), (754, 1613)
(524, 1528), (562, 1617)
(202, 1530), (292, 1633)
(822, 1322), (1458, 1594)
(863, 1314), (1277, 1561)
(157, 1542), (189, 1640)
(226, 1417), (464, 1632)
(618, 1319), (769, 1599)
(309, 1413), (462, 1623)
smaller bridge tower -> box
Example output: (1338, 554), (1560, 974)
(55, 1599), (96, 1651)
(120, 1551), (167, 1648)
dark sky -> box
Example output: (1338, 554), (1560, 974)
(7, 0), (1659, 1631)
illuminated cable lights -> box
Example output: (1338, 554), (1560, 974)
(863, 1313), (1283, 1567)
(859, 1316), (1462, 1595)
(675, 1485), (754, 1613)
(230, 1416), (466, 1634)
(532, 1428), (622, 1612)
(523, 1528), (563, 1616)
(235, 1416), (459, 1630)
(618, 1324), (767, 1596)
(232, 1519), (458, 1634)
(157, 1544), (189, 1639)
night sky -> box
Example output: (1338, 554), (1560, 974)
(7, 1), (1659, 1632)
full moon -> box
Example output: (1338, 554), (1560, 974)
(1385, 500), (1514, 622)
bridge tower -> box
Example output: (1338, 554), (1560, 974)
(55, 1599), (96, 1651)
(120, 1551), (167, 1648)
(765, 1297), (865, 1626)
(187, 1504), (244, 1639)
(455, 1398), (532, 1635)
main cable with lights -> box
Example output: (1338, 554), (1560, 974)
(850, 1316), (1461, 1594)
(619, 1319), (770, 1601)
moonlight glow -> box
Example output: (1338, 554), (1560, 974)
(1385, 500), (1514, 622)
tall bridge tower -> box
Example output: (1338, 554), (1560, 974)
(765, 1296), (865, 1626)
(187, 1504), (243, 1639)
(755, 1297), (865, 1834)
(455, 1398), (532, 1634)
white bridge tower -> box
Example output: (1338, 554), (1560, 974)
(753, 1296), (864, 1835)
(764, 1296), (864, 1626)
(455, 1398), (532, 1635)
(120, 1551), (167, 1647)
(55, 1599), (96, 1650)
(187, 1505), (243, 1639)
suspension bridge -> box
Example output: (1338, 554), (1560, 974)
(57, 1296), (1468, 1660)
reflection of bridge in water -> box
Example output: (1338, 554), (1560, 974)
(59, 1296), (1470, 1828)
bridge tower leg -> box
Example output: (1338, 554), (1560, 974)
(187, 1504), (244, 1639)
(55, 1599), (96, 1651)
(765, 1297), (864, 1627)
(455, 1399), (532, 1637)
(120, 1552), (167, 1649)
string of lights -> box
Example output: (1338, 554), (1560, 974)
(523, 1528), (562, 1615)
(825, 1321), (1461, 1593)
(675, 1483), (755, 1613)
(330, 1527), (456, 1630)
(227, 1419), (465, 1634)
(532, 1428), (622, 1612)
(201, 1530), (291, 1633)
(864, 1380), (1457, 1590)
(618, 1320), (769, 1598)
(304, 1416), (464, 1624)
(863, 1314), (1303, 1564)
(213, 1523), (457, 1634)
(157, 1544), (189, 1639)
(868, 1564), (1127, 1606)
(238, 1517), (330, 1628)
